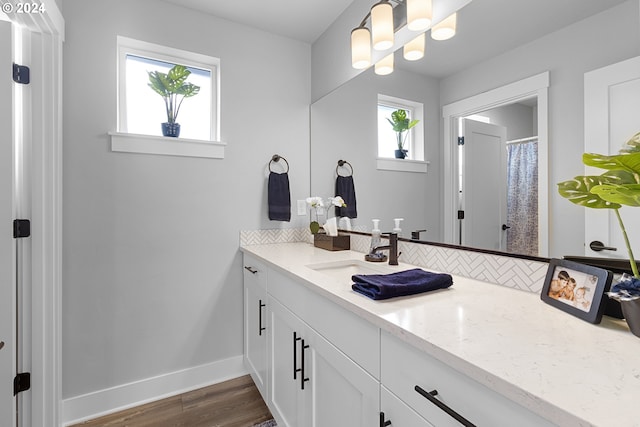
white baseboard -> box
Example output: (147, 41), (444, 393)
(62, 355), (247, 426)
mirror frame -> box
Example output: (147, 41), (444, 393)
(442, 72), (550, 257)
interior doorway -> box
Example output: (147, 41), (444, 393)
(443, 72), (549, 257)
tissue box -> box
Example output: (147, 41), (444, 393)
(314, 233), (350, 251)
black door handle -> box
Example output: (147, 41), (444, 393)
(293, 332), (301, 380)
(415, 385), (476, 427)
(244, 266), (258, 274)
(301, 339), (310, 390)
(258, 300), (266, 336)
(589, 241), (617, 252)
(501, 224), (511, 231)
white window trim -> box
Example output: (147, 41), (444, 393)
(377, 94), (426, 172)
(112, 36), (224, 159)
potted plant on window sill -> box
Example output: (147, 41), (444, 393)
(148, 64), (200, 138)
(557, 131), (640, 336)
(387, 109), (419, 159)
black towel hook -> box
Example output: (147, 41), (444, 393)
(336, 160), (353, 177)
(269, 154), (289, 173)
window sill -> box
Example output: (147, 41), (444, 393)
(109, 132), (226, 159)
(376, 158), (429, 173)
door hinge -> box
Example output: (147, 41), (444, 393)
(12, 63), (30, 84)
(13, 219), (31, 238)
(457, 210), (465, 220)
(458, 136), (465, 146)
(14, 372), (31, 395)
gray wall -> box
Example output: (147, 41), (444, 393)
(441, 0), (640, 258)
(62, 0), (310, 399)
(475, 103), (535, 142)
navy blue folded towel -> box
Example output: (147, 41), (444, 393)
(335, 175), (357, 218)
(268, 171), (291, 221)
(352, 268), (453, 300)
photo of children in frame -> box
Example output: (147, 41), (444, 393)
(547, 267), (598, 312)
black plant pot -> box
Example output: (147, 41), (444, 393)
(161, 122), (181, 138)
(621, 298), (640, 338)
(394, 149), (408, 159)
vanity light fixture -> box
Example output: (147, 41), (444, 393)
(375, 52), (394, 75)
(351, 26), (372, 69)
(351, 0), (460, 73)
(406, 0), (432, 31)
(431, 12), (457, 40)
(403, 33), (425, 61)
(371, 0), (394, 50)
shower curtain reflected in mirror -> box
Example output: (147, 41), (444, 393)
(506, 139), (538, 256)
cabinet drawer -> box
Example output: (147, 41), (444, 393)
(381, 331), (555, 427)
(269, 267), (380, 379)
(243, 254), (267, 290)
(381, 386), (433, 427)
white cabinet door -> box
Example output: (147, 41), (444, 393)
(243, 256), (268, 399)
(268, 297), (306, 427)
(302, 326), (379, 427)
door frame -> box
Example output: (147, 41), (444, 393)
(442, 72), (549, 257)
(5, 2), (64, 425)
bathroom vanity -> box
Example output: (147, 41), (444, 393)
(241, 242), (640, 427)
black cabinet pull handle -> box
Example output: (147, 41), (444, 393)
(293, 332), (302, 380)
(244, 266), (258, 274)
(415, 385), (476, 427)
(258, 300), (266, 336)
(379, 412), (391, 426)
(301, 339), (310, 390)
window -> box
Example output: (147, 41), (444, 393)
(377, 94), (424, 161)
(112, 36), (224, 159)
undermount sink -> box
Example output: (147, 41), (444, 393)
(306, 259), (391, 282)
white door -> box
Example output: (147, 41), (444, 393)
(0, 19), (17, 427)
(584, 56), (640, 260)
(461, 119), (508, 251)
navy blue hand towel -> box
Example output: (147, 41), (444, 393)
(268, 172), (291, 221)
(335, 175), (357, 218)
(352, 268), (453, 300)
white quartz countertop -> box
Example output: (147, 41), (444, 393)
(241, 242), (640, 427)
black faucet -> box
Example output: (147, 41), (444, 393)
(371, 232), (399, 265)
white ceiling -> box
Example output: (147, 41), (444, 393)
(162, 0), (629, 77)
(161, 0), (356, 44)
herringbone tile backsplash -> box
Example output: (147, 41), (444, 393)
(240, 229), (549, 293)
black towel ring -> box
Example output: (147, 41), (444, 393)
(269, 154), (289, 173)
(336, 160), (353, 177)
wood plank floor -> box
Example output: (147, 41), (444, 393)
(70, 375), (274, 427)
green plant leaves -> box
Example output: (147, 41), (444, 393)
(583, 152), (640, 175)
(147, 64), (201, 123)
(309, 221), (320, 234)
(591, 184), (640, 207)
(557, 176), (622, 209)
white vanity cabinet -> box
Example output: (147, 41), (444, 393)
(242, 255), (268, 399)
(268, 297), (379, 427)
(380, 331), (556, 427)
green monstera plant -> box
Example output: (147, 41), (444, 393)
(148, 64), (200, 125)
(557, 131), (640, 278)
(387, 109), (420, 151)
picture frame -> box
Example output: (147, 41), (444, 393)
(540, 258), (613, 324)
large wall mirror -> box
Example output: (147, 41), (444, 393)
(310, 0), (639, 259)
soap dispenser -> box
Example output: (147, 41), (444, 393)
(393, 218), (404, 236)
(370, 219), (381, 252)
